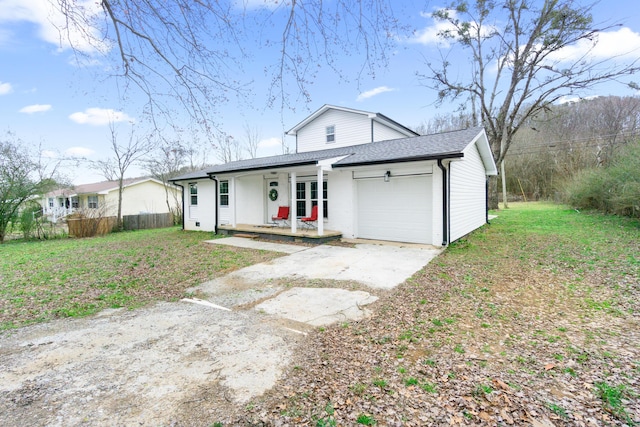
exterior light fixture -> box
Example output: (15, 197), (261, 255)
(384, 171), (391, 182)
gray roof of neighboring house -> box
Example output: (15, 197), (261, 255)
(171, 127), (487, 181)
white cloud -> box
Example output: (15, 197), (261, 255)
(65, 146), (95, 157)
(69, 108), (135, 126)
(546, 27), (640, 63)
(19, 104), (52, 113)
(407, 9), (495, 47)
(356, 86), (395, 101)
(258, 137), (281, 148)
(0, 0), (109, 54)
(0, 81), (13, 95)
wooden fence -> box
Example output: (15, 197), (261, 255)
(122, 212), (173, 231)
(67, 216), (117, 238)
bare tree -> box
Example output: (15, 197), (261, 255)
(243, 123), (262, 159)
(95, 123), (154, 230)
(212, 134), (243, 164)
(422, 0), (640, 208)
(143, 141), (189, 223)
(0, 132), (63, 243)
(51, 0), (406, 136)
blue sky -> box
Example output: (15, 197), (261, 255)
(1, 0), (639, 184)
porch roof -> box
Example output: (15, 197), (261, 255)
(171, 127), (489, 181)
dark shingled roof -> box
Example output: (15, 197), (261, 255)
(171, 127), (484, 181)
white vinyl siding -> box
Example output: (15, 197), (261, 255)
(372, 120), (411, 142)
(356, 175), (432, 244)
(297, 109), (372, 152)
(449, 143), (488, 242)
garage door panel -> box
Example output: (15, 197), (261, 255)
(357, 176), (431, 244)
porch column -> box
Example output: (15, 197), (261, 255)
(230, 177), (237, 227)
(290, 172), (297, 233)
(316, 166), (324, 236)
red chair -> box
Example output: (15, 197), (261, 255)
(300, 205), (318, 229)
(272, 206), (290, 227)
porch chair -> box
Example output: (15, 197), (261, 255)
(271, 206), (290, 227)
(300, 205), (318, 229)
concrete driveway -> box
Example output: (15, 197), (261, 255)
(0, 238), (441, 426)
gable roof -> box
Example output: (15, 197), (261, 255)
(171, 127), (497, 180)
(286, 104), (419, 138)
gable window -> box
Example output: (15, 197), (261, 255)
(220, 180), (229, 206)
(189, 183), (198, 205)
(88, 195), (98, 209)
(326, 125), (335, 143)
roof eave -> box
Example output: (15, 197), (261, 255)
(207, 160), (320, 176)
(333, 153), (465, 168)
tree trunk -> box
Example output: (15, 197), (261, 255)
(501, 159), (509, 209)
(488, 176), (499, 210)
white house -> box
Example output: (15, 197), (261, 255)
(40, 177), (180, 222)
(171, 105), (498, 246)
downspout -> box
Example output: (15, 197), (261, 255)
(208, 175), (219, 235)
(485, 177), (490, 224)
(437, 159), (448, 247)
(174, 182), (185, 230)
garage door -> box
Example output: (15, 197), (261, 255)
(356, 175), (432, 244)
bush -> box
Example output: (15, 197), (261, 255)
(565, 140), (640, 217)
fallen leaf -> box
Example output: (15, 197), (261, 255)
(544, 363), (555, 371)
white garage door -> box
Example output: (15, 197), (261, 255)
(356, 175), (432, 244)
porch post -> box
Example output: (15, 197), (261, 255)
(316, 166), (324, 236)
(290, 172), (297, 233)
(230, 177), (237, 227)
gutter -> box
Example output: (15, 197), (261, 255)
(334, 153), (464, 169)
(208, 175), (219, 235)
(437, 159), (448, 247)
(173, 182), (185, 230)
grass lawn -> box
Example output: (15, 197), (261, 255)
(256, 202), (640, 426)
(0, 227), (279, 330)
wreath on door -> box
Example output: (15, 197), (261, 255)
(269, 188), (278, 201)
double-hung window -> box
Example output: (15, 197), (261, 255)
(220, 181), (229, 206)
(326, 125), (335, 143)
(296, 180), (328, 218)
(88, 195), (98, 209)
(311, 181), (328, 218)
(189, 183), (198, 205)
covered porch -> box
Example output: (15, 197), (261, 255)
(217, 223), (342, 244)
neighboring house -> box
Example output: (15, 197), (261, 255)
(171, 105), (498, 246)
(40, 177), (180, 222)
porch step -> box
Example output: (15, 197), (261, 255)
(233, 233), (259, 239)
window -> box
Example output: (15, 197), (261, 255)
(296, 180), (328, 218)
(326, 125), (335, 143)
(88, 195), (98, 209)
(71, 197), (79, 208)
(189, 183), (198, 206)
(220, 180), (229, 206)
(311, 181), (328, 218)
(59, 198), (65, 208)
(296, 182), (306, 217)
(48, 198), (54, 208)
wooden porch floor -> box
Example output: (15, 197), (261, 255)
(217, 223), (342, 244)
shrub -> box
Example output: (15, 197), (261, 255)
(565, 140), (640, 218)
